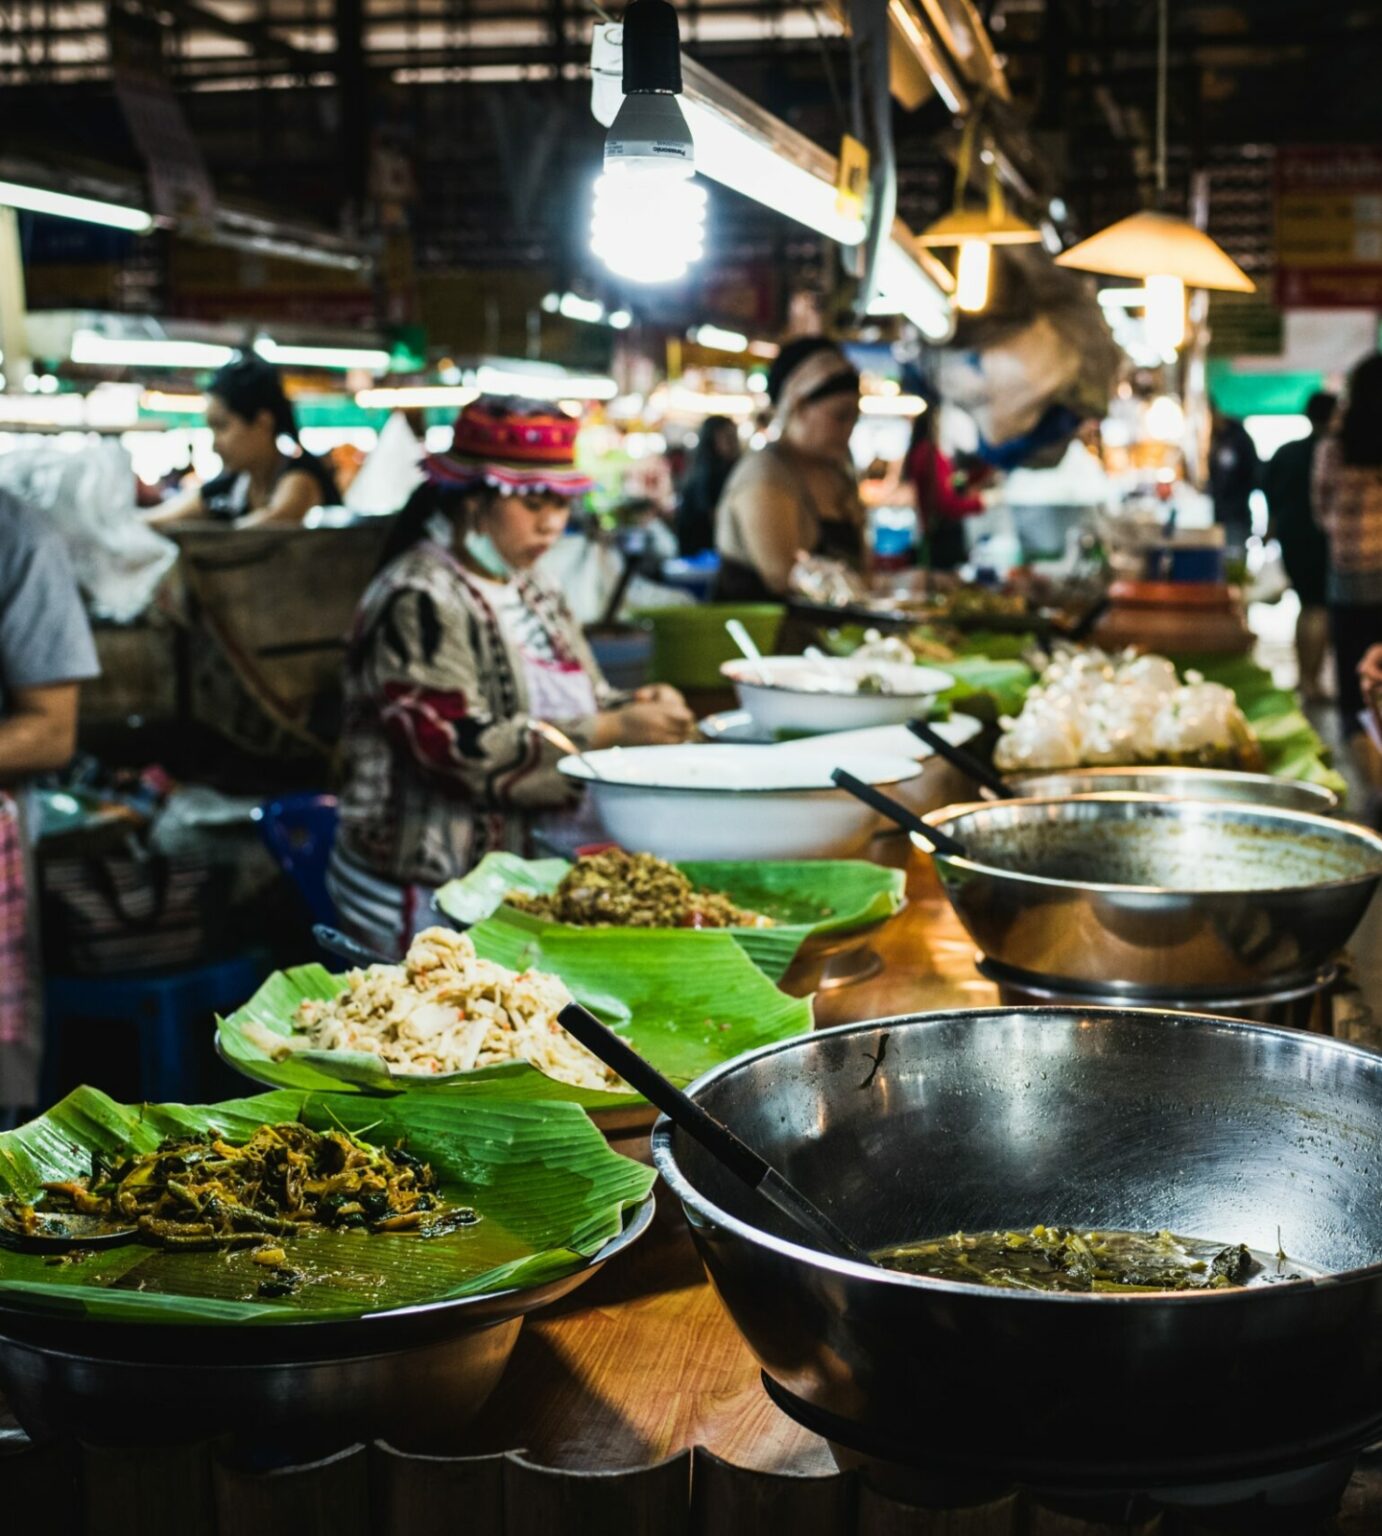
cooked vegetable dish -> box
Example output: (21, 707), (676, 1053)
(877, 1225), (1306, 1293)
(508, 849), (774, 930)
(0, 1121), (476, 1283)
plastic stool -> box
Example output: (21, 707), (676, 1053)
(42, 949), (272, 1107)
(255, 793), (339, 928)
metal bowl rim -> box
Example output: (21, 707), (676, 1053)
(650, 1006), (1382, 1306)
(918, 794), (1382, 896)
(0, 1191), (656, 1335)
(1003, 765), (1340, 814)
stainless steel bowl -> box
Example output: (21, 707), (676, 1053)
(651, 1011), (1382, 1485)
(1005, 765), (1339, 815)
(920, 794), (1382, 992)
(0, 1193), (655, 1451)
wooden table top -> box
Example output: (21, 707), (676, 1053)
(464, 841), (991, 1475)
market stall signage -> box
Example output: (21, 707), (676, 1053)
(1276, 145), (1382, 309)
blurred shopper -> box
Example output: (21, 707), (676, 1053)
(1209, 411), (1260, 549)
(0, 490), (99, 1113)
(905, 402), (997, 572)
(1315, 354), (1382, 745)
(328, 398), (693, 957)
(675, 415), (740, 557)
(147, 355), (338, 529)
(1264, 392), (1335, 702)
(714, 338), (863, 599)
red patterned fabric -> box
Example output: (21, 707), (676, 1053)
(0, 793), (30, 1048)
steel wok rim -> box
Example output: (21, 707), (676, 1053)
(650, 1007), (1382, 1306)
(919, 794), (1382, 897)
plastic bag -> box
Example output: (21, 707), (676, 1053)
(0, 442), (177, 622)
(344, 410), (425, 515)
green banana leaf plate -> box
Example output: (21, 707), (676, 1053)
(435, 853), (906, 983)
(0, 1086), (655, 1326)
(216, 918), (815, 1109)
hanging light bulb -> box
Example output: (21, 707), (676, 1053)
(916, 121), (1039, 317)
(955, 240), (992, 312)
(1144, 272), (1186, 355)
(590, 0), (706, 286)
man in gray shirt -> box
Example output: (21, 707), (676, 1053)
(0, 489), (100, 1115)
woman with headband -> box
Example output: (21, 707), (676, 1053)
(328, 396), (694, 957)
(713, 337), (864, 599)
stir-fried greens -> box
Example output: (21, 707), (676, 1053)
(875, 1225), (1292, 1293)
(507, 849), (774, 930)
(0, 1121), (477, 1272)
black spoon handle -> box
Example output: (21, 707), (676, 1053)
(830, 769), (969, 859)
(557, 1002), (874, 1266)
(907, 718), (1013, 800)
(313, 924), (394, 969)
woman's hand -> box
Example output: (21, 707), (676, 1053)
(633, 683), (689, 711)
(592, 695), (696, 747)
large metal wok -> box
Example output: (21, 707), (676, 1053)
(1005, 765), (1339, 816)
(0, 1193), (655, 1451)
(651, 1011), (1382, 1487)
(920, 794), (1382, 992)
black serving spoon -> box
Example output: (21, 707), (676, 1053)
(556, 1001), (877, 1268)
(830, 768), (970, 859)
(0, 1207), (138, 1253)
(906, 718), (1014, 801)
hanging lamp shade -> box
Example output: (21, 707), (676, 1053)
(1054, 209), (1255, 293)
(918, 206), (1041, 247)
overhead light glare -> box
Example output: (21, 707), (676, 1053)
(859, 394), (927, 417)
(141, 390), (208, 414)
(472, 365), (618, 402)
(690, 324), (748, 353)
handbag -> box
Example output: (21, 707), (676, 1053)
(39, 823), (230, 975)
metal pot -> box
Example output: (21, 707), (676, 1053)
(1004, 766), (1339, 816)
(0, 1193), (655, 1451)
(920, 795), (1382, 991)
(651, 1011), (1382, 1486)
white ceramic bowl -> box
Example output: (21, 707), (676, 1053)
(722, 656), (953, 737)
(557, 746), (923, 861)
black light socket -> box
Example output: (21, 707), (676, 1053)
(622, 0), (683, 95)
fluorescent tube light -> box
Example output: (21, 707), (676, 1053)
(690, 324), (749, 353)
(0, 180), (153, 234)
(71, 331), (235, 369)
(141, 391), (208, 414)
(356, 385), (481, 410)
(859, 394), (927, 417)
(254, 338), (391, 372)
(874, 242), (954, 342)
(472, 366), (618, 402)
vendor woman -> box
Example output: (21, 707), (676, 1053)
(714, 337), (863, 599)
(147, 355), (339, 529)
(328, 397), (695, 957)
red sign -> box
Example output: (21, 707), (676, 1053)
(1276, 145), (1382, 309)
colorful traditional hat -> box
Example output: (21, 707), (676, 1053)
(424, 397), (596, 496)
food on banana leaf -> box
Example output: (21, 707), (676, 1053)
(0, 1121), (477, 1293)
(507, 849), (774, 931)
(877, 1225), (1309, 1293)
(993, 649), (1263, 773)
(243, 926), (622, 1091)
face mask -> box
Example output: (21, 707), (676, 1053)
(463, 528), (513, 579)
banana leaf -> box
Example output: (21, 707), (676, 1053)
(1170, 653), (1348, 797)
(0, 1086), (655, 1326)
(435, 853), (905, 981)
(217, 923), (814, 1106)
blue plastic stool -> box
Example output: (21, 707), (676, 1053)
(42, 950), (272, 1107)
(254, 793), (339, 928)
